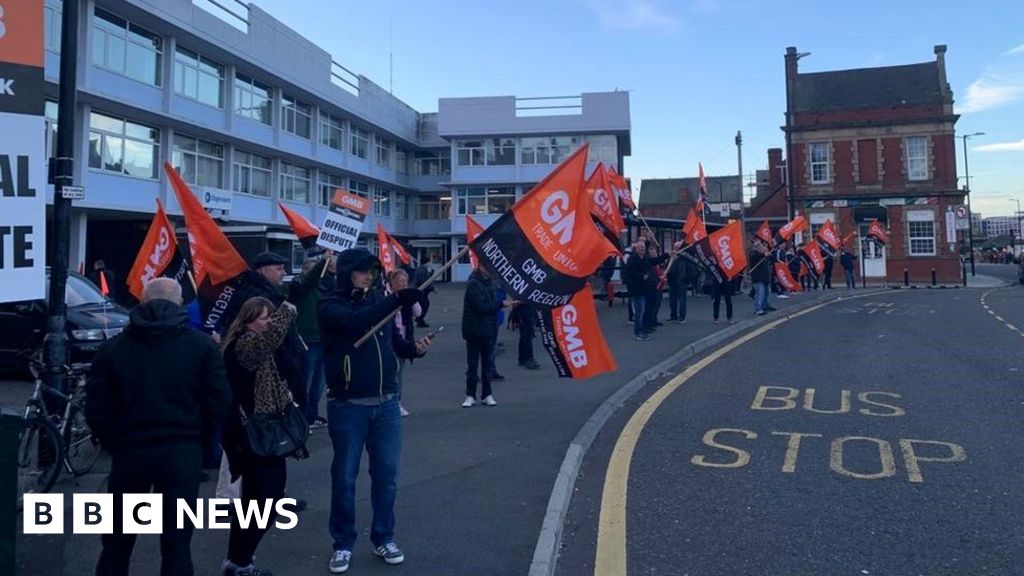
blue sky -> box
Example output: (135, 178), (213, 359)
(251, 0), (1023, 217)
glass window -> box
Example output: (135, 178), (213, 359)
(281, 95), (311, 139)
(45, 3), (62, 53)
(174, 47), (224, 108)
(234, 73), (272, 125)
(907, 211), (935, 256)
(91, 8), (162, 86)
(584, 135), (618, 166)
(280, 162), (311, 203)
(45, 101), (58, 159)
(319, 173), (345, 206)
(351, 127), (369, 159)
(88, 111), (159, 179)
(905, 136), (928, 181)
(395, 149), (408, 174)
(486, 138), (516, 166)
(233, 150), (273, 197)
(394, 194), (410, 219)
(349, 179), (369, 198)
(455, 187), (486, 215)
(417, 196), (451, 220)
(376, 137), (391, 168)
(374, 186), (392, 216)
(172, 134), (224, 188)
(415, 150), (451, 176)
(486, 186), (515, 213)
(319, 113), (343, 150)
(456, 140), (485, 166)
(809, 142), (830, 184)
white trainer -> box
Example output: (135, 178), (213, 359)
(461, 396), (476, 408)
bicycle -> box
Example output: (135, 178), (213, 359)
(17, 351), (101, 508)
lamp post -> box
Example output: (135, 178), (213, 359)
(961, 131), (984, 276)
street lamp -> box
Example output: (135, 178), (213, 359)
(962, 131), (984, 276)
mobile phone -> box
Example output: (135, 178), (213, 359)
(426, 326), (445, 339)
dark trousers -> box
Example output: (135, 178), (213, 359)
(644, 290), (661, 327)
(668, 282), (687, 321)
(518, 319), (535, 364)
(823, 259), (834, 289)
(417, 294), (431, 325)
(226, 455), (287, 567)
(711, 283), (733, 321)
(96, 441), (202, 576)
(630, 294), (647, 336)
(465, 337), (496, 398)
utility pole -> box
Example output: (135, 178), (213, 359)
(961, 132), (983, 276)
(46, 0), (81, 388)
(736, 130), (745, 234)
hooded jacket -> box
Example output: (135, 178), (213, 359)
(462, 269), (501, 341)
(318, 248), (421, 402)
(86, 299), (231, 452)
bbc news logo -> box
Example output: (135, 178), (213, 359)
(23, 494), (299, 534)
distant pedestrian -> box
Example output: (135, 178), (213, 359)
(708, 272), (734, 324)
(748, 239), (772, 316)
(413, 259), (435, 328)
(644, 243), (666, 330)
(667, 241), (690, 324)
(462, 266), (512, 407)
(87, 278), (230, 576)
(822, 253), (834, 289)
(841, 249), (857, 289)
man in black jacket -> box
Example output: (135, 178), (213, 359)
(667, 241), (691, 323)
(749, 238), (774, 315)
(319, 248), (432, 573)
(87, 278), (230, 576)
(461, 267), (513, 407)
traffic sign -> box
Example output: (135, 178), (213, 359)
(61, 185), (84, 200)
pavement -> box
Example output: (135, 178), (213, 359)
(7, 263), (1018, 575)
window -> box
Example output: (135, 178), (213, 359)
(907, 210), (936, 256)
(45, 3), (62, 53)
(905, 136), (928, 181)
(521, 136), (580, 165)
(281, 95), (311, 139)
(172, 134), (224, 188)
(45, 101), (58, 159)
(88, 111), (159, 179)
(417, 196), (451, 220)
(809, 142), (830, 184)
(350, 126), (369, 159)
(376, 137), (391, 168)
(233, 150), (273, 197)
(454, 186), (515, 215)
(91, 8), (162, 86)
(456, 141), (485, 166)
(319, 173), (345, 206)
(396, 149), (408, 174)
(394, 194), (409, 219)
(373, 186), (392, 216)
(174, 47), (224, 108)
(585, 135), (619, 166)
(319, 113), (343, 150)
(415, 150), (450, 176)
(349, 179), (369, 198)
(234, 74), (272, 125)
(486, 138), (516, 165)
(280, 163), (311, 203)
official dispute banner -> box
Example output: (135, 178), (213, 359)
(319, 190), (369, 252)
(0, 0), (46, 303)
(536, 285), (617, 379)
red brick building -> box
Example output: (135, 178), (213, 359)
(773, 45), (964, 283)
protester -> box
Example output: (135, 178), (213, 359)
(510, 300), (540, 370)
(87, 278), (231, 576)
(667, 241), (690, 324)
(218, 297), (301, 576)
(709, 271), (734, 324)
(643, 242), (666, 330)
(621, 239), (653, 340)
(461, 266), (513, 407)
(822, 251), (835, 289)
(749, 239), (773, 316)
(288, 255), (335, 429)
(387, 268), (422, 416)
(319, 248), (432, 573)
(841, 248), (857, 289)
(413, 258), (435, 328)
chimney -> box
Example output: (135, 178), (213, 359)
(934, 44), (953, 104)
(768, 148), (784, 188)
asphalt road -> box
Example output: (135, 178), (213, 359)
(557, 267), (1023, 576)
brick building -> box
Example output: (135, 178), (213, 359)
(638, 176), (743, 222)
(769, 45), (964, 283)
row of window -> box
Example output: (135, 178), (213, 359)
(808, 136), (930, 185)
(808, 211), (938, 256)
(454, 135), (618, 167)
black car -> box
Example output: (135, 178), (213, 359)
(0, 271), (130, 373)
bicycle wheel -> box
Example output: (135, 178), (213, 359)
(17, 416), (63, 508)
(63, 398), (101, 476)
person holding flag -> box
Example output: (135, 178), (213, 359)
(841, 247), (858, 289)
(288, 255), (335, 430)
(748, 238), (773, 315)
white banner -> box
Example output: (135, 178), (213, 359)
(317, 190), (370, 252)
(0, 114), (45, 302)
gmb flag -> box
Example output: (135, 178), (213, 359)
(867, 219), (888, 245)
(279, 203), (324, 257)
(779, 215), (808, 241)
(536, 285), (617, 379)
(126, 199), (194, 302)
(466, 215), (485, 270)
(585, 162), (625, 250)
(816, 220), (841, 258)
(469, 144), (618, 309)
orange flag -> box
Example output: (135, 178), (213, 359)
(606, 165), (635, 210)
(389, 232), (412, 265)
(279, 203), (320, 251)
(376, 223), (396, 274)
(586, 163), (626, 248)
(127, 199), (188, 300)
(756, 221), (774, 248)
(465, 215), (484, 270)
(778, 215), (808, 241)
(165, 162), (247, 285)
(709, 220), (747, 280)
(816, 220), (842, 252)
(683, 205), (707, 244)
(801, 240), (825, 275)
(537, 284), (617, 379)
(774, 261), (802, 292)
(867, 219), (888, 245)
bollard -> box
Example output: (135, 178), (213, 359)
(904, 269), (909, 287)
(0, 407), (18, 576)
(931, 268), (937, 286)
(962, 258), (968, 287)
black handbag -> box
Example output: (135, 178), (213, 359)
(239, 402), (309, 458)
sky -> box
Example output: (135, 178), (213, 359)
(248, 0), (1023, 217)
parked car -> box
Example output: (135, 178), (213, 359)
(0, 270), (130, 373)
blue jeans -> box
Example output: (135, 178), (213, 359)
(328, 398), (401, 551)
(630, 294), (647, 336)
(304, 342), (325, 422)
(668, 282), (687, 321)
(754, 282), (769, 313)
(844, 267), (855, 289)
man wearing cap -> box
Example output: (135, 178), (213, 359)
(319, 248), (432, 573)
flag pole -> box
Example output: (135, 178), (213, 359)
(634, 209), (661, 249)
(354, 245), (471, 348)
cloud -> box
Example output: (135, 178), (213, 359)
(584, 0), (678, 31)
(958, 72), (1024, 114)
(1006, 43), (1024, 56)
(974, 139), (1024, 152)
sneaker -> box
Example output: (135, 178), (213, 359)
(756, 311), (766, 316)
(483, 395), (498, 406)
(222, 562), (274, 576)
(373, 542), (405, 565)
(311, 416), (328, 429)
(633, 334), (645, 341)
(461, 396), (476, 408)
(777, 294), (790, 299)
(328, 550), (352, 573)
(491, 372), (506, 381)
(399, 404), (410, 417)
